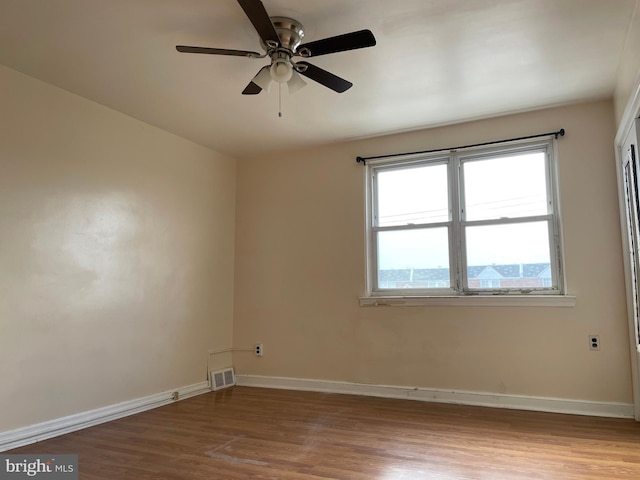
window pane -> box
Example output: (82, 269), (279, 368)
(377, 163), (448, 227)
(377, 228), (450, 289)
(465, 222), (552, 289)
(463, 152), (548, 221)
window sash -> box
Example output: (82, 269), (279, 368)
(459, 150), (552, 221)
(367, 138), (563, 296)
(372, 158), (450, 229)
(461, 216), (560, 294)
(372, 224), (456, 294)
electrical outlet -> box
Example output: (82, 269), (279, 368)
(255, 343), (263, 356)
(589, 335), (600, 351)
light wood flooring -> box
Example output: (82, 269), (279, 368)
(9, 387), (640, 479)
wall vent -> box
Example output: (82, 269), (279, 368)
(209, 367), (235, 391)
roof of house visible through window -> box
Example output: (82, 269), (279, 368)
(378, 263), (551, 282)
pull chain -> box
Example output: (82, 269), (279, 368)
(278, 83), (283, 118)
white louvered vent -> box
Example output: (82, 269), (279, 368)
(209, 367), (235, 391)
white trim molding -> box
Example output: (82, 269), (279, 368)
(0, 381), (210, 452)
(615, 67), (640, 147)
(236, 375), (634, 419)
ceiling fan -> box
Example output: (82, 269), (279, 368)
(176, 0), (376, 95)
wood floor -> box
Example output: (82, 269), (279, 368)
(9, 387), (640, 479)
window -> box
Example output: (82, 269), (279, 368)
(365, 138), (564, 297)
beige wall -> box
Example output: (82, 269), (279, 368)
(0, 65), (236, 431)
(234, 99), (633, 404)
(614, 0), (640, 124)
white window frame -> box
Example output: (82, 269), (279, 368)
(362, 137), (571, 306)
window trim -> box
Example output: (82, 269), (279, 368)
(358, 294), (576, 307)
(363, 136), (568, 302)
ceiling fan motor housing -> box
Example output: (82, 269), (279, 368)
(261, 16), (305, 54)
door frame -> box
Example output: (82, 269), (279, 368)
(615, 80), (640, 422)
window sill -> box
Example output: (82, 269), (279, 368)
(359, 295), (576, 307)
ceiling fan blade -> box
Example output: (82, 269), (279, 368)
(236, 0), (280, 47)
(297, 30), (376, 57)
(176, 45), (262, 58)
(242, 82), (262, 95)
(295, 62), (352, 93)
(242, 66), (270, 95)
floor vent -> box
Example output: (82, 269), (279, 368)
(210, 367), (235, 391)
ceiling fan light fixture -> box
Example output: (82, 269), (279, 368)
(253, 66), (273, 92)
(287, 70), (307, 94)
(270, 58), (293, 83)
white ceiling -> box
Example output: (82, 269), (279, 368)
(0, 0), (636, 158)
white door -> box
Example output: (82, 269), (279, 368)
(620, 118), (640, 421)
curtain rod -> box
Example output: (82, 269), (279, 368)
(355, 128), (565, 165)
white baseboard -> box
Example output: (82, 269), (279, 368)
(235, 375), (635, 419)
(0, 381), (210, 452)
(3, 375), (632, 453)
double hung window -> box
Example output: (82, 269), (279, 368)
(366, 137), (564, 297)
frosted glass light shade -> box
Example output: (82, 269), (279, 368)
(253, 66), (272, 92)
(287, 71), (307, 94)
(270, 59), (293, 83)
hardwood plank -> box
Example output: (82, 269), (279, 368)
(8, 387), (640, 479)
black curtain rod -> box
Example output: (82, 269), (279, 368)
(356, 128), (565, 165)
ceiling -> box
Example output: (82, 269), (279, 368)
(0, 0), (636, 158)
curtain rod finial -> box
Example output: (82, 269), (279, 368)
(356, 156), (366, 165)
